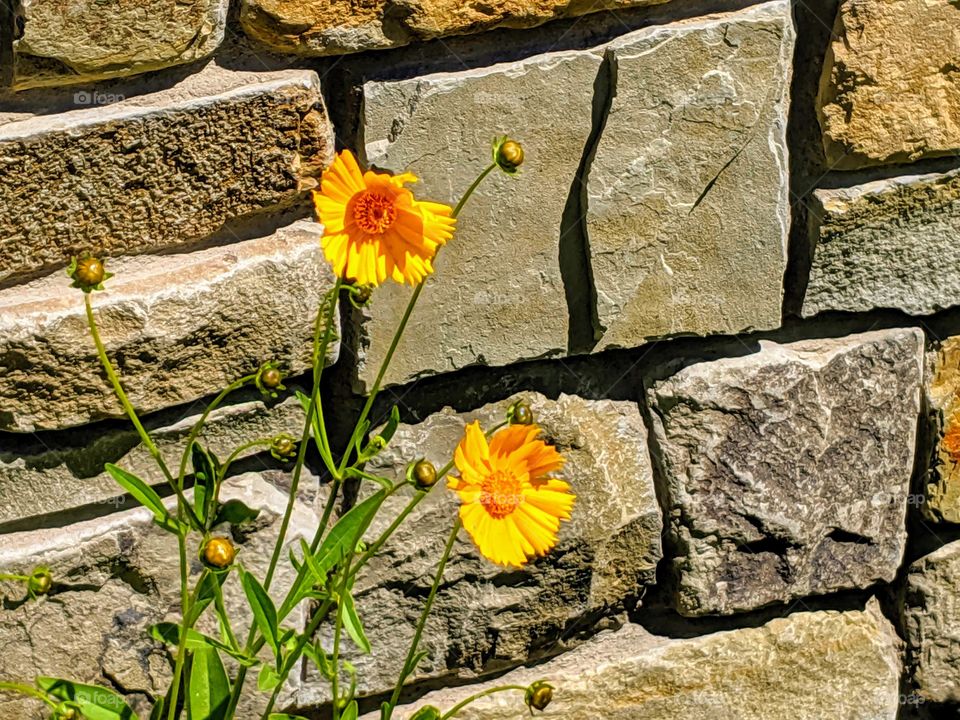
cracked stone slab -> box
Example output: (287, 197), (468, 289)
(373, 601), (902, 720)
(817, 0), (960, 169)
(297, 392), (661, 704)
(0, 473), (318, 719)
(586, 1), (793, 349)
(0, 67), (333, 285)
(0, 394), (310, 529)
(648, 328), (922, 616)
(239, 0), (669, 57)
(923, 335), (960, 523)
(0, 220), (338, 432)
(356, 49), (600, 390)
(802, 170), (960, 318)
(12, 0), (229, 89)
(905, 539), (960, 703)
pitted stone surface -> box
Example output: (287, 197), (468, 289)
(0, 473), (318, 719)
(357, 49), (600, 389)
(298, 392), (661, 703)
(0, 68), (332, 284)
(803, 170), (960, 318)
(0, 221), (338, 432)
(374, 602), (902, 720)
(13, 0), (229, 89)
(239, 0), (669, 56)
(586, 1), (793, 349)
(817, 0), (960, 168)
(649, 328), (922, 616)
(905, 539), (960, 703)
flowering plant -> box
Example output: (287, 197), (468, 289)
(1, 139), (574, 720)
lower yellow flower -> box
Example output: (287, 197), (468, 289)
(312, 150), (456, 287)
(448, 421), (575, 567)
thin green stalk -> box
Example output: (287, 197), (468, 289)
(0, 573), (28, 582)
(384, 520), (462, 719)
(0, 682), (58, 709)
(337, 162), (498, 477)
(217, 439), (273, 481)
(84, 294), (200, 529)
(213, 580), (241, 652)
(439, 685), (528, 720)
(176, 376), (253, 488)
(166, 570), (211, 720)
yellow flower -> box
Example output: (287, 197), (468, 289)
(312, 150), (456, 287)
(448, 421), (575, 567)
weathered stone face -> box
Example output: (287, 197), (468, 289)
(817, 0), (960, 169)
(649, 328), (922, 616)
(13, 0), (229, 89)
(298, 392), (661, 703)
(0, 473), (318, 719)
(0, 221), (338, 432)
(905, 539), (960, 703)
(0, 395), (309, 528)
(376, 601), (902, 720)
(923, 336), (960, 523)
(356, 50), (600, 390)
(802, 170), (960, 318)
(586, 1), (793, 349)
(239, 0), (668, 56)
(0, 68), (333, 284)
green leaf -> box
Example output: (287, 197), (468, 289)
(257, 665), (281, 692)
(104, 464), (180, 534)
(341, 700), (359, 720)
(242, 571), (279, 656)
(340, 591), (370, 654)
(37, 677), (139, 720)
(193, 571), (227, 619)
(189, 647), (231, 720)
(303, 642), (333, 679)
(148, 697), (164, 720)
(191, 443), (219, 526)
(149, 623), (256, 667)
(409, 706), (442, 720)
(313, 490), (386, 577)
(379, 406), (401, 444)
(268, 715), (310, 720)
(212, 499), (260, 527)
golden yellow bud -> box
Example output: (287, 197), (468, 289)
(525, 681), (553, 712)
(410, 459), (438, 489)
(497, 140), (524, 170)
(203, 537), (236, 569)
(509, 401), (534, 426)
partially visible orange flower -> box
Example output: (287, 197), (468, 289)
(448, 421), (575, 568)
(312, 150), (456, 287)
(943, 416), (960, 461)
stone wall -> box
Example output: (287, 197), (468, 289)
(0, 0), (958, 718)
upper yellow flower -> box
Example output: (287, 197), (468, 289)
(448, 421), (575, 567)
(312, 150), (456, 287)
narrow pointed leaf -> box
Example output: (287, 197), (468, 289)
(340, 592), (370, 654)
(191, 443), (219, 525)
(212, 499), (260, 527)
(104, 464), (180, 534)
(189, 647), (231, 720)
(341, 701), (359, 720)
(242, 571), (279, 655)
(37, 677), (138, 720)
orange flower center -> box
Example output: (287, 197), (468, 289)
(480, 470), (523, 518)
(353, 191), (398, 234)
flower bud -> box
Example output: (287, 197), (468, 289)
(525, 681), (553, 712)
(508, 400), (534, 426)
(498, 140), (524, 170)
(202, 537), (236, 570)
(350, 283), (375, 308)
(261, 368), (282, 390)
(270, 434), (298, 462)
(53, 703), (81, 720)
(409, 706), (441, 720)
(28, 566), (53, 595)
(407, 458), (438, 489)
(255, 362), (286, 398)
(67, 255), (113, 293)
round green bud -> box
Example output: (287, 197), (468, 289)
(525, 681), (553, 712)
(508, 400), (534, 426)
(28, 567), (53, 595)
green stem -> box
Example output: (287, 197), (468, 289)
(452, 164), (494, 218)
(0, 573), (28, 582)
(439, 685), (528, 720)
(384, 520), (461, 718)
(217, 439), (273, 481)
(166, 570), (210, 720)
(83, 294), (201, 529)
(0, 682), (58, 709)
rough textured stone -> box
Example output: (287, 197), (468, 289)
(817, 0), (960, 169)
(0, 68), (332, 284)
(922, 336), (960, 523)
(298, 392), (661, 703)
(905, 539), (960, 703)
(0, 473), (318, 719)
(239, 0), (668, 57)
(0, 394), (308, 529)
(375, 601), (902, 720)
(0, 221), (338, 432)
(802, 170), (960, 318)
(649, 328), (922, 616)
(357, 50), (599, 390)
(587, 1), (793, 349)
(13, 0), (229, 89)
